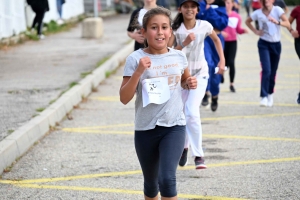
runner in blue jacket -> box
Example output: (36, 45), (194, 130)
(197, 0), (228, 111)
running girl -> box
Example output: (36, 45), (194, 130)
(245, 0), (290, 107)
(120, 7), (197, 200)
(222, 0), (248, 93)
(168, 0), (225, 169)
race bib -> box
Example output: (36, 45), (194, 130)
(142, 77), (170, 107)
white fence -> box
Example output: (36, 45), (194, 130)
(0, 0), (84, 40)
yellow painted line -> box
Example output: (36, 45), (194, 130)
(3, 170), (142, 184)
(2, 157), (300, 185)
(285, 74), (300, 78)
(203, 134), (300, 142)
(281, 29), (294, 43)
(9, 184), (246, 200)
(180, 156), (300, 170)
(234, 80), (299, 85)
(113, 76), (123, 80)
(15, 184), (144, 195)
(63, 129), (133, 134)
(62, 123), (134, 130)
(220, 101), (298, 107)
(202, 112), (300, 121)
(221, 86), (298, 92)
(237, 55), (298, 59)
(90, 96), (119, 101)
(62, 129), (300, 142)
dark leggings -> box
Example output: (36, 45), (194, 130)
(31, 7), (46, 35)
(135, 125), (185, 198)
(224, 41), (237, 83)
(295, 38), (300, 59)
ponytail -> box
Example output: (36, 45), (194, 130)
(172, 13), (184, 31)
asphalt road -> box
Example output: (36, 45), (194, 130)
(0, 8), (300, 200)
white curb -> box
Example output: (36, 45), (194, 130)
(0, 40), (134, 174)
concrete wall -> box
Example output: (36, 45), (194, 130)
(0, 0), (85, 40)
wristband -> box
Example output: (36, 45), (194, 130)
(277, 21), (281, 25)
(180, 42), (185, 49)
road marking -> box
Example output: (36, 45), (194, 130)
(281, 29), (294, 43)
(285, 74), (300, 78)
(201, 112), (300, 121)
(66, 123), (134, 130)
(220, 101), (298, 107)
(203, 134), (300, 142)
(8, 183), (247, 200)
(62, 128), (300, 142)
(1, 157), (300, 184)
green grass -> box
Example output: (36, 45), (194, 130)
(81, 71), (92, 78)
(96, 56), (111, 68)
(36, 107), (45, 112)
(69, 82), (78, 88)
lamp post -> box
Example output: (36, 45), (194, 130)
(94, 0), (98, 17)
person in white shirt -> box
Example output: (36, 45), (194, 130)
(168, 0), (225, 170)
(245, 0), (290, 107)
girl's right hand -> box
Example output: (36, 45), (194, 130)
(136, 56), (151, 75)
(133, 31), (145, 44)
(254, 30), (263, 36)
(183, 33), (195, 46)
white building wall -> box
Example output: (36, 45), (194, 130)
(0, 0), (84, 40)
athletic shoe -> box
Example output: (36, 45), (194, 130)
(201, 93), (209, 106)
(195, 157), (207, 170)
(230, 85), (235, 93)
(267, 94), (273, 107)
(179, 148), (188, 167)
(260, 97), (268, 107)
(297, 93), (300, 104)
(211, 97), (218, 112)
(38, 34), (45, 40)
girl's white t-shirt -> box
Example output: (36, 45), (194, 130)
(138, 8), (148, 26)
(251, 6), (284, 42)
(173, 20), (213, 77)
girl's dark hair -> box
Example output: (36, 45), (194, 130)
(172, 3), (200, 31)
(260, 0), (267, 10)
(172, 13), (184, 31)
(142, 6), (172, 47)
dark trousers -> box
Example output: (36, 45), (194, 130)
(295, 37), (300, 60)
(258, 39), (281, 97)
(224, 41), (237, 83)
(205, 33), (225, 96)
(135, 125), (185, 198)
(31, 7), (46, 35)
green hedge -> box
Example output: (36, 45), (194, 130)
(285, 0), (300, 5)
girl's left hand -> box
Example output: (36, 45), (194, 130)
(268, 16), (279, 25)
(217, 61), (226, 75)
(186, 77), (197, 89)
(291, 30), (299, 38)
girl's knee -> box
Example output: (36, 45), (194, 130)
(144, 181), (159, 198)
(159, 176), (177, 197)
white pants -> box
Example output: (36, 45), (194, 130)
(182, 76), (208, 157)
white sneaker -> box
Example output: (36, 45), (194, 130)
(260, 97), (268, 107)
(38, 34), (45, 40)
(267, 94), (273, 107)
(57, 19), (64, 25)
